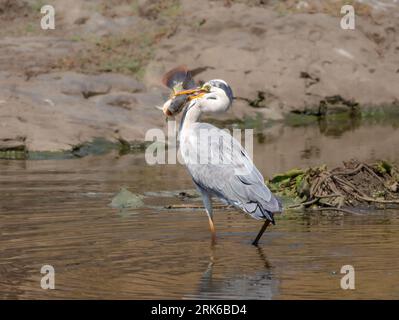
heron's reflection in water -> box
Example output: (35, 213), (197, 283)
(188, 246), (279, 300)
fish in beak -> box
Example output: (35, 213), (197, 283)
(162, 87), (207, 117)
(163, 94), (189, 117)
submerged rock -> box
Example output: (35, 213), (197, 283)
(110, 187), (144, 209)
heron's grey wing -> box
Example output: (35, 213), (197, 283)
(183, 123), (282, 222)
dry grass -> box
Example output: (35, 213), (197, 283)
(274, 0), (372, 17)
(56, 0), (181, 78)
(220, 0), (372, 17)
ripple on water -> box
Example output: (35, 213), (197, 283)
(1, 122), (399, 299)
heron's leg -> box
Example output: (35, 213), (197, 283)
(199, 189), (216, 244)
(208, 217), (216, 244)
(252, 220), (271, 246)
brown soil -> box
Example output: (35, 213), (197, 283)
(1, 0), (399, 152)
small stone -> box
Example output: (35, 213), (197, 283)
(110, 188), (144, 209)
(390, 182), (398, 193)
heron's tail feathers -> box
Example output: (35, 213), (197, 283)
(252, 204), (275, 225)
(243, 197), (282, 224)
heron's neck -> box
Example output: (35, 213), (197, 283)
(180, 104), (202, 133)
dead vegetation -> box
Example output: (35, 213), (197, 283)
(269, 159), (399, 213)
(57, 0), (181, 78)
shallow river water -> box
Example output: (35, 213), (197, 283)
(1, 120), (399, 299)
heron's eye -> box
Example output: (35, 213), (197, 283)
(202, 84), (211, 92)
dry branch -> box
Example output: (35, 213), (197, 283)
(269, 159), (399, 212)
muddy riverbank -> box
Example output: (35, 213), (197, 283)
(1, 0), (398, 153)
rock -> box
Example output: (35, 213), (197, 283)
(74, 16), (89, 25)
(0, 136), (27, 159)
(82, 13), (141, 36)
(83, 12), (117, 36)
(145, 0), (399, 120)
(60, 73), (111, 98)
(96, 73), (146, 93)
(0, 70), (164, 152)
(55, 72), (145, 98)
(137, 0), (165, 19)
(95, 92), (138, 110)
(0, 36), (83, 77)
(0, 136), (26, 151)
(110, 188), (144, 209)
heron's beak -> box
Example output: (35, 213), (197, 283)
(173, 88), (202, 96)
(173, 87), (207, 101)
(162, 87), (208, 117)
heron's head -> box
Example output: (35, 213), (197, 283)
(162, 79), (234, 117)
(205, 79), (234, 101)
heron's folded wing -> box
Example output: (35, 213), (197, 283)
(185, 124), (281, 216)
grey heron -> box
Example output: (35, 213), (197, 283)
(161, 67), (282, 245)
